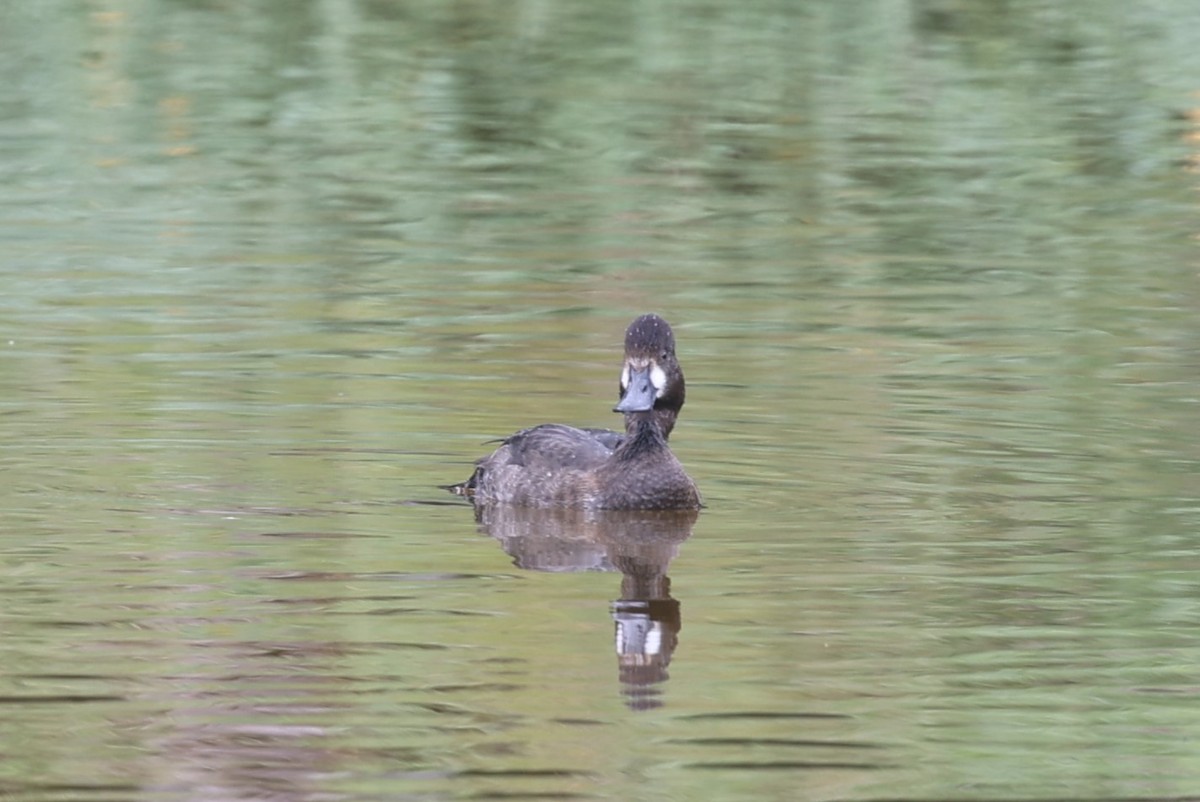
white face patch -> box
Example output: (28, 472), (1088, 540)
(620, 359), (668, 400)
(650, 363), (667, 397)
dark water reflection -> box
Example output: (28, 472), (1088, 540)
(3, 0), (1200, 800)
(476, 505), (696, 710)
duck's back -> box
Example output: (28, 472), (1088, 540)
(464, 424), (619, 507)
(461, 422), (700, 510)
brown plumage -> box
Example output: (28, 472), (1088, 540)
(449, 314), (701, 510)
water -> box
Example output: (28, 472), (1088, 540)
(3, 1), (1200, 800)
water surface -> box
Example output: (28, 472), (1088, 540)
(3, 2), (1200, 800)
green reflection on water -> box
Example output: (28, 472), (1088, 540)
(2, 0), (1200, 800)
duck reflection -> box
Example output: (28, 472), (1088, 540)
(472, 505), (696, 710)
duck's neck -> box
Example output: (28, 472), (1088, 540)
(616, 411), (673, 460)
(624, 408), (678, 440)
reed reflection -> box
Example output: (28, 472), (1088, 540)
(472, 506), (697, 710)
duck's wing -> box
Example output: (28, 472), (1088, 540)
(446, 424), (622, 501)
(577, 427), (624, 451)
(503, 424), (617, 471)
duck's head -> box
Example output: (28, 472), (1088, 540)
(613, 314), (686, 437)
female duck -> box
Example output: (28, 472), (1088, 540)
(450, 314), (701, 510)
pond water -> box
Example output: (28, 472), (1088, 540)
(3, 2), (1200, 800)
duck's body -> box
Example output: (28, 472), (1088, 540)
(450, 314), (701, 511)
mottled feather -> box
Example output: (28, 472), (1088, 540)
(449, 314), (701, 510)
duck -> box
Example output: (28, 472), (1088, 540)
(449, 314), (702, 510)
